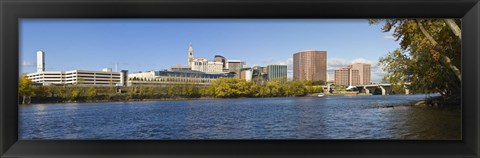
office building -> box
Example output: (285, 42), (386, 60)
(27, 69), (126, 86)
(334, 63), (371, 86)
(349, 63), (371, 85)
(293, 50), (327, 81)
(191, 58), (224, 73)
(27, 51), (126, 86)
(334, 68), (350, 86)
(267, 65), (287, 82)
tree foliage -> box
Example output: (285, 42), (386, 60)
(19, 75), (34, 104)
(370, 19), (461, 97)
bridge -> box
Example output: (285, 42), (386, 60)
(354, 83), (411, 95)
(324, 83), (411, 95)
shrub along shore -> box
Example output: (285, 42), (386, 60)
(19, 76), (325, 104)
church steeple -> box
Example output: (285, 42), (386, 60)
(188, 42), (194, 67)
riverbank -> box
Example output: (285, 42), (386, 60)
(23, 93), (432, 105)
(411, 95), (461, 109)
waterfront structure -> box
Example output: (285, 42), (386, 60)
(334, 63), (371, 86)
(127, 70), (234, 86)
(226, 60), (244, 78)
(36, 50), (45, 72)
(293, 50), (327, 82)
(27, 69), (126, 86)
(267, 65), (287, 82)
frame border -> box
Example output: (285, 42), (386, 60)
(1, 0), (479, 158)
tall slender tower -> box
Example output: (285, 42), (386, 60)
(188, 42), (194, 67)
(36, 50), (45, 72)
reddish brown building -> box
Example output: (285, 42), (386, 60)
(293, 50), (327, 81)
(334, 63), (371, 86)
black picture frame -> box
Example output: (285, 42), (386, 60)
(1, 0), (479, 157)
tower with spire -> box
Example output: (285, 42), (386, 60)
(188, 42), (194, 67)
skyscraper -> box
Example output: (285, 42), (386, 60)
(36, 50), (45, 72)
(349, 63), (371, 85)
(334, 68), (350, 86)
(293, 50), (327, 81)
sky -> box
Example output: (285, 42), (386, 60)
(20, 19), (399, 82)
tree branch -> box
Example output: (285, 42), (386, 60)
(415, 19), (461, 82)
(415, 19), (438, 46)
(444, 19), (462, 40)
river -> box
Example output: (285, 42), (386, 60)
(19, 94), (461, 140)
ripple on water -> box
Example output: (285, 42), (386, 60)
(19, 94), (460, 140)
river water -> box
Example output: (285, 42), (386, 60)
(19, 94), (461, 140)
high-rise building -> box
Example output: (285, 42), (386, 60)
(334, 63), (371, 86)
(267, 65), (287, 82)
(36, 50), (45, 72)
(349, 63), (371, 85)
(188, 42), (194, 67)
(293, 50), (327, 81)
(334, 68), (350, 86)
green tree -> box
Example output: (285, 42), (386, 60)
(69, 88), (82, 101)
(370, 19), (461, 98)
(19, 75), (34, 104)
(86, 87), (97, 100)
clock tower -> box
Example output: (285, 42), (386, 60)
(188, 42), (194, 67)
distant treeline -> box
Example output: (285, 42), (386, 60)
(19, 76), (324, 104)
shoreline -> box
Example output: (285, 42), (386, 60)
(22, 93), (430, 105)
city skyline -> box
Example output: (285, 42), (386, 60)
(20, 19), (400, 82)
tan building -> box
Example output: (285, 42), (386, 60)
(334, 63), (371, 86)
(293, 50), (327, 81)
(349, 63), (371, 85)
(334, 68), (350, 86)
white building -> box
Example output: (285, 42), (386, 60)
(26, 51), (126, 86)
(191, 58), (224, 73)
(27, 69), (125, 86)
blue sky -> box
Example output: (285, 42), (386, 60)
(20, 19), (399, 82)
